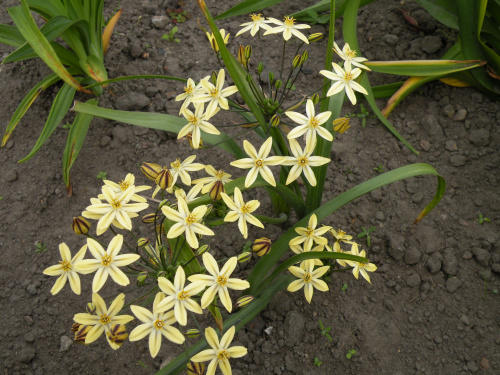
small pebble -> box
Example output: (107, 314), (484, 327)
(445, 140), (457, 151)
(420, 139), (431, 151)
(446, 277), (461, 293)
(5, 170), (18, 182)
(453, 108), (467, 121)
(59, 336), (73, 352)
(442, 104), (455, 118)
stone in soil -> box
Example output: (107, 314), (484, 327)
(387, 233), (405, 260)
(469, 129), (490, 147)
(115, 92), (151, 111)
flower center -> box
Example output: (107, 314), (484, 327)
(346, 49), (356, 59)
(305, 227), (314, 237)
(310, 118), (319, 128)
(217, 350), (230, 361)
(240, 203), (252, 214)
(298, 156), (308, 166)
(284, 16), (295, 27)
(118, 180), (130, 190)
(101, 254), (113, 266)
(303, 273), (312, 283)
(185, 213), (197, 225)
(110, 199), (122, 209)
(177, 290), (189, 300)
(187, 115), (199, 124)
(154, 319), (164, 330)
(254, 159), (264, 167)
(217, 275), (228, 286)
(59, 260), (72, 272)
(344, 72), (353, 81)
(215, 170), (225, 179)
(210, 88), (219, 98)
(99, 314), (111, 324)
(171, 159), (181, 169)
(184, 85), (193, 94)
(250, 13), (263, 22)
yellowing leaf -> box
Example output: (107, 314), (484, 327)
(439, 77), (471, 87)
(102, 8), (123, 54)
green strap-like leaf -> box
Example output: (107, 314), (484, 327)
(372, 82), (404, 98)
(292, 0), (376, 22)
(365, 60), (482, 76)
(414, 0), (459, 29)
(0, 24), (25, 47)
(63, 99), (97, 189)
(19, 82), (77, 163)
(214, 0), (284, 20)
(25, 0), (67, 19)
(83, 74), (187, 89)
(72, 101), (245, 159)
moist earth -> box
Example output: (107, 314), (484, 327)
(0, 0), (499, 374)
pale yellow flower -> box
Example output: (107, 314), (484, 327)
(98, 173), (151, 203)
(333, 42), (370, 71)
(156, 267), (205, 326)
(330, 228), (353, 242)
(170, 155), (205, 187)
(264, 16), (310, 44)
(43, 243), (87, 295)
(74, 234), (140, 293)
(129, 292), (185, 358)
(191, 326), (247, 375)
(82, 186), (148, 235)
(161, 197), (214, 249)
(230, 137), (285, 187)
(345, 243), (377, 284)
(188, 253), (250, 312)
(289, 214), (331, 251)
(282, 139), (330, 186)
(285, 99), (333, 145)
(206, 29), (230, 52)
(287, 259), (330, 303)
(290, 243), (323, 266)
(191, 69), (238, 120)
(174, 183), (204, 204)
(179, 104), (220, 149)
(320, 63), (368, 105)
(221, 187), (263, 239)
(193, 165), (232, 194)
(73, 293), (134, 349)
(175, 78), (204, 114)
(236, 13), (272, 37)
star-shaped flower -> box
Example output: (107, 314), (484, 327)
(179, 104), (220, 149)
(191, 326), (247, 375)
(73, 293), (134, 349)
(43, 243), (87, 295)
(206, 29), (230, 52)
(191, 69), (238, 120)
(289, 214), (331, 251)
(161, 197), (214, 249)
(82, 186), (148, 235)
(188, 253), (250, 312)
(175, 78), (204, 114)
(99, 173), (151, 203)
(129, 292), (185, 358)
(170, 155), (205, 187)
(287, 259), (330, 303)
(156, 267), (205, 326)
(74, 234), (140, 293)
(221, 187), (264, 239)
(290, 243), (324, 266)
(236, 13), (272, 37)
(174, 183), (204, 204)
(330, 228), (353, 242)
(282, 139), (330, 186)
(230, 137), (285, 187)
(285, 99), (333, 145)
(193, 165), (232, 194)
(320, 63), (368, 105)
(345, 243), (377, 284)
(264, 16), (311, 44)
(333, 42), (370, 71)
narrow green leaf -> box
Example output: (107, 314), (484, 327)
(1, 73), (61, 147)
(72, 101), (245, 159)
(63, 99), (97, 189)
(293, 0), (376, 22)
(83, 74), (187, 89)
(414, 0), (458, 29)
(25, 0), (67, 19)
(19, 82), (77, 162)
(365, 60), (482, 76)
(0, 24), (25, 47)
(163, 219), (202, 275)
(214, 0), (284, 20)
(372, 82), (404, 98)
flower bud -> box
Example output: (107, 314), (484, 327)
(308, 33), (323, 43)
(137, 271), (148, 285)
(187, 361), (206, 375)
(301, 50), (309, 64)
(234, 295), (254, 308)
(211, 71), (218, 85)
(155, 169), (173, 190)
(185, 329), (201, 338)
(187, 132), (204, 149)
(86, 303), (96, 315)
(209, 180), (224, 201)
(157, 270), (167, 278)
(142, 213), (157, 223)
(270, 114), (280, 127)
(197, 244), (210, 256)
(72, 216), (90, 235)
(205, 204), (213, 216)
(244, 45), (252, 60)
(332, 117), (351, 133)
(238, 252), (252, 263)
(140, 162), (162, 181)
(137, 238), (150, 247)
(238, 45), (245, 66)
(258, 62), (264, 75)
(106, 324), (128, 349)
(74, 324), (92, 344)
(159, 199), (170, 209)
(274, 80), (282, 89)
(252, 237), (271, 256)
(311, 93), (320, 105)
(292, 54), (302, 69)
(268, 71), (274, 84)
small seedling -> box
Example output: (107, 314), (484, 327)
(358, 226), (375, 247)
(97, 171), (108, 180)
(341, 283), (348, 291)
(346, 103), (371, 127)
(166, 8), (189, 24)
(62, 122), (72, 129)
(478, 214), (491, 224)
(144, 43), (152, 49)
(242, 240), (252, 253)
(374, 164), (384, 173)
(34, 242), (47, 253)
(0, 196), (3, 200)
(162, 26), (180, 43)
(318, 319), (333, 342)
(346, 349), (356, 359)
(313, 357), (323, 367)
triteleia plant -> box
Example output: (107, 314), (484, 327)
(52, 1), (446, 374)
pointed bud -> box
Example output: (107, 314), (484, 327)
(234, 295), (254, 308)
(275, 80), (282, 90)
(292, 55), (302, 69)
(238, 45), (245, 67)
(205, 204), (213, 216)
(270, 114), (280, 127)
(155, 169), (173, 190)
(211, 71), (218, 85)
(187, 361), (206, 375)
(86, 303), (96, 315)
(258, 62), (264, 75)
(157, 270), (167, 278)
(185, 329), (201, 338)
(137, 271), (148, 285)
(74, 324), (92, 344)
(186, 132), (203, 149)
(301, 50), (309, 64)
(137, 238), (150, 247)
(71, 322), (81, 332)
(252, 237), (271, 256)
(106, 324), (129, 349)
(244, 45), (252, 59)
(142, 213), (157, 223)
(209, 180), (224, 201)
(197, 244), (210, 256)
(311, 93), (320, 105)
(268, 71), (275, 84)
(308, 33), (323, 43)
(238, 252), (252, 263)
(72, 216), (90, 235)
(140, 162), (162, 181)
(332, 117), (351, 133)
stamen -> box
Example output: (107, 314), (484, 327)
(217, 275), (228, 286)
(59, 260), (72, 272)
(254, 159), (264, 167)
(99, 314), (111, 324)
(303, 273), (312, 282)
(101, 254), (113, 266)
(154, 319), (164, 330)
(177, 290), (189, 300)
(185, 214), (197, 225)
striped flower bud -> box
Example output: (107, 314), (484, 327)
(308, 33), (323, 43)
(270, 114), (280, 127)
(74, 324), (92, 344)
(311, 93), (320, 105)
(185, 329), (201, 338)
(187, 361), (206, 375)
(142, 213), (157, 223)
(244, 45), (252, 60)
(292, 54), (302, 69)
(252, 237), (271, 256)
(238, 45), (246, 67)
(301, 50), (309, 64)
(211, 70), (218, 85)
(106, 324), (128, 349)
(157, 270), (167, 278)
(196, 244), (210, 256)
(332, 117), (351, 134)
(238, 252), (252, 263)
(209, 180), (225, 201)
(140, 162), (162, 181)
(137, 238), (150, 247)
(72, 216), (90, 235)
(235, 295), (254, 308)
(86, 303), (96, 315)
(155, 169), (173, 191)
(137, 271), (148, 285)
(187, 132), (204, 149)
